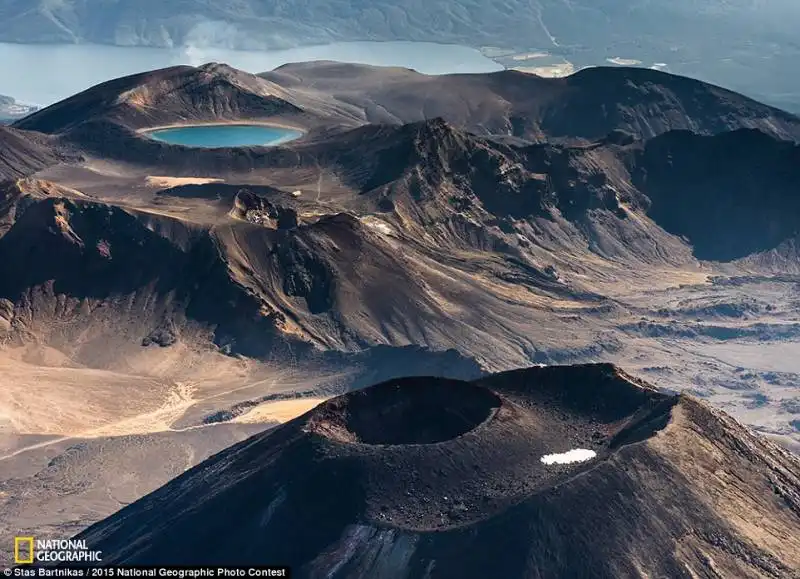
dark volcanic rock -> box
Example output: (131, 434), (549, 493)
(303, 118), (558, 223)
(539, 66), (800, 141)
(263, 62), (800, 142)
(14, 63), (305, 135)
(67, 364), (800, 577)
(632, 129), (800, 261)
(230, 188), (300, 229)
(310, 117), (800, 263)
(0, 126), (73, 179)
(141, 320), (178, 347)
(0, 193), (307, 359)
(317, 377), (502, 445)
(10, 62), (800, 170)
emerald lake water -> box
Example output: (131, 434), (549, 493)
(146, 124), (303, 147)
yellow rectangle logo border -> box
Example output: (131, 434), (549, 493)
(14, 536), (34, 564)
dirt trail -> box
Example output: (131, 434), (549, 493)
(0, 435), (73, 462)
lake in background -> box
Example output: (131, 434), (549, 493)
(0, 41), (503, 108)
(146, 124), (303, 148)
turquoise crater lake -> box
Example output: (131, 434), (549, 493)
(145, 124), (303, 148)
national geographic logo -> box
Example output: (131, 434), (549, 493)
(13, 537), (102, 564)
(13, 538), (33, 564)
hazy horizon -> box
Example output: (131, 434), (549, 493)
(0, 40), (502, 107)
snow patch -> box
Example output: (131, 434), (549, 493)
(540, 448), (597, 465)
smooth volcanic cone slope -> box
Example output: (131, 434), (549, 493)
(0, 126), (72, 179)
(13, 63), (305, 135)
(70, 364), (800, 578)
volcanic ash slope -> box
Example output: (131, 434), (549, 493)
(73, 364), (800, 578)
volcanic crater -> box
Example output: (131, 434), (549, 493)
(66, 364), (800, 579)
(294, 367), (677, 532)
(307, 377), (502, 445)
